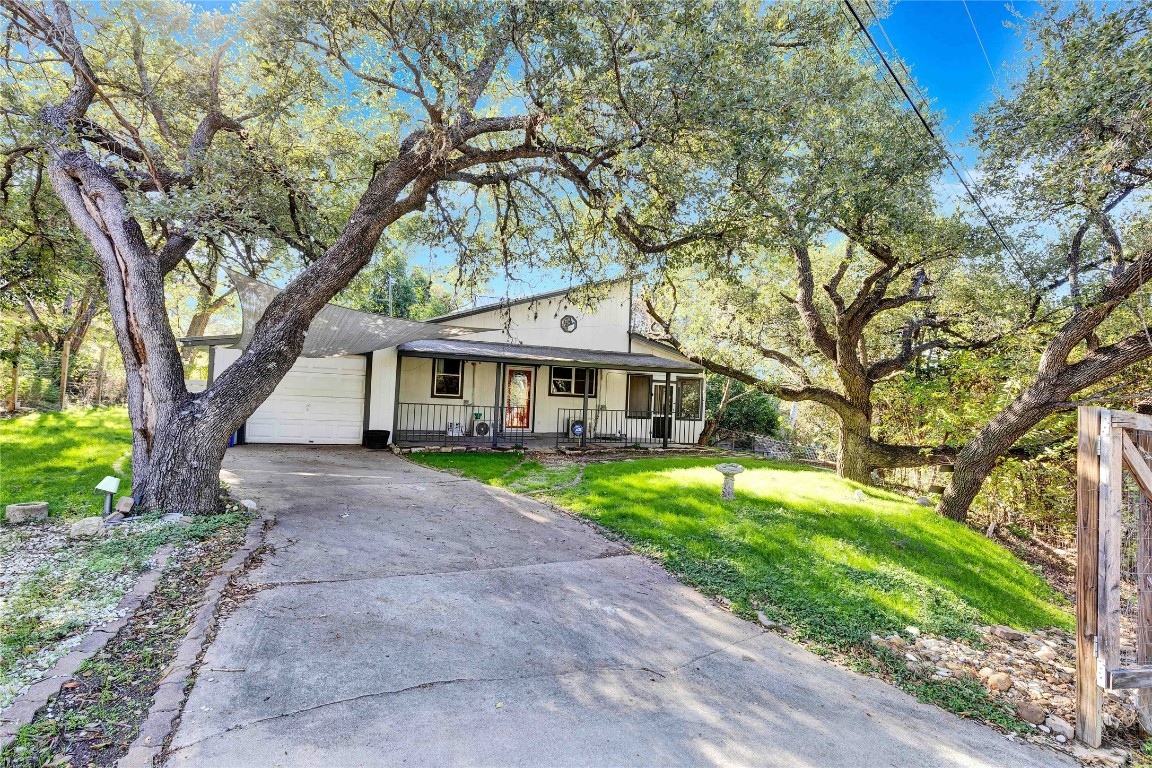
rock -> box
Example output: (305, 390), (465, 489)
(987, 672), (1013, 691)
(978, 667), (995, 678)
(905, 626), (921, 637)
(853, 489), (866, 501)
(915, 496), (932, 506)
(989, 625), (1026, 641)
(160, 512), (184, 523)
(69, 516), (106, 538)
(1044, 714), (1074, 739)
(104, 511), (125, 524)
(756, 611), (777, 629)
(114, 496), (135, 514)
(5, 501), (49, 524)
(1055, 734), (1066, 743)
(888, 636), (908, 649)
(1014, 702), (1046, 724)
(1033, 646), (1058, 662)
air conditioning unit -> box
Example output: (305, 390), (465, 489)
(473, 420), (493, 437)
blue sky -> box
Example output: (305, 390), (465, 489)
(867, 1), (1035, 165)
(463, 1), (1040, 303)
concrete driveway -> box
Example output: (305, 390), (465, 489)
(165, 445), (1071, 768)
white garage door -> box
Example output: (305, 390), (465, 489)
(245, 356), (365, 445)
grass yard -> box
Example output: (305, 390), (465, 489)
(1, 407), (133, 518)
(409, 451), (580, 494)
(407, 452), (1073, 729)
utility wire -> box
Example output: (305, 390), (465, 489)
(842, 0), (1022, 264)
(962, 0), (998, 82)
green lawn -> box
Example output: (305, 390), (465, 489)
(409, 451), (580, 493)
(411, 453), (1070, 640)
(1, 407), (133, 518)
(408, 452), (1072, 729)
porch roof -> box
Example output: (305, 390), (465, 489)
(396, 339), (703, 373)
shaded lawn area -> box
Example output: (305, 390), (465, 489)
(405, 452), (1074, 731)
(548, 457), (1071, 646)
(409, 452), (580, 493)
(1, 407), (132, 518)
(411, 453), (1071, 646)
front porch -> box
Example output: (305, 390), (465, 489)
(390, 339), (705, 449)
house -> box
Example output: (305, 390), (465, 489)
(182, 277), (705, 450)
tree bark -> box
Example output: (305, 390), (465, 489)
(8, 330), (19, 412)
(837, 418), (874, 484)
(58, 338), (70, 410)
(94, 344), (107, 404)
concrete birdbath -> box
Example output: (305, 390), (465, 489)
(715, 463), (745, 500)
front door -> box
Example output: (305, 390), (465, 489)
(505, 368), (533, 429)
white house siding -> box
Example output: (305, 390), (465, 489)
(449, 281), (633, 351)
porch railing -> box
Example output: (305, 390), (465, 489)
(555, 408), (701, 447)
(394, 402), (529, 446)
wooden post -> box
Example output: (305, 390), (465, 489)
(94, 345), (107, 405)
(662, 371), (671, 449)
(7, 330), (19, 412)
(1076, 406), (1104, 747)
(1099, 412), (1124, 697)
(1137, 430), (1152, 734)
(580, 368), (590, 448)
(58, 340), (70, 410)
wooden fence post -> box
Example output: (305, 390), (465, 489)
(1136, 431), (1152, 734)
(1098, 411), (1124, 705)
(1076, 406), (1103, 747)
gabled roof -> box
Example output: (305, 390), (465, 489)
(397, 338), (701, 373)
(429, 276), (631, 324)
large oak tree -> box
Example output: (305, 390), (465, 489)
(0, 0), (834, 513)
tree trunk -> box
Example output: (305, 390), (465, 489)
(8, 330), (19, 412)
(837, 416), (874, 484)
(936, 386), (1060, 523)
(58, 339), (70, 410)
(94, 345), (107, 405)
(134, 412), (230, 514)
(937, 459), (996, 522)
(697, 417), (718, 446)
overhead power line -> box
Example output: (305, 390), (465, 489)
(962, 0), (998, 82)
(841, 0), (1022, 264)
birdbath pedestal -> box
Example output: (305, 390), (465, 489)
(715, 463), (745, 500)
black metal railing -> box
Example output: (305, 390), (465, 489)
(395, 403), (530, 446)
(555, 408), (702, 447)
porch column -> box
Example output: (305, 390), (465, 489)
(391, 353), (404, 446)
(662, 371), (671, 449)
(580, 367), (590, 448)
(492, 361), (503, 448)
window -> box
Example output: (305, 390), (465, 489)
(550, 366), (597, 397)
(626, 375), (652, 418)
(677, 378), (703, 420)
(432, 358), (463, 397)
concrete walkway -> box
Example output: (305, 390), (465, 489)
(166, 446), (1071, 768)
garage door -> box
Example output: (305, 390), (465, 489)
(245, 356), (365, 444)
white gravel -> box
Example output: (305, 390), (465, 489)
(0, 517), (177, 710)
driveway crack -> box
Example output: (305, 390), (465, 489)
(168, 663), (671, 752)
